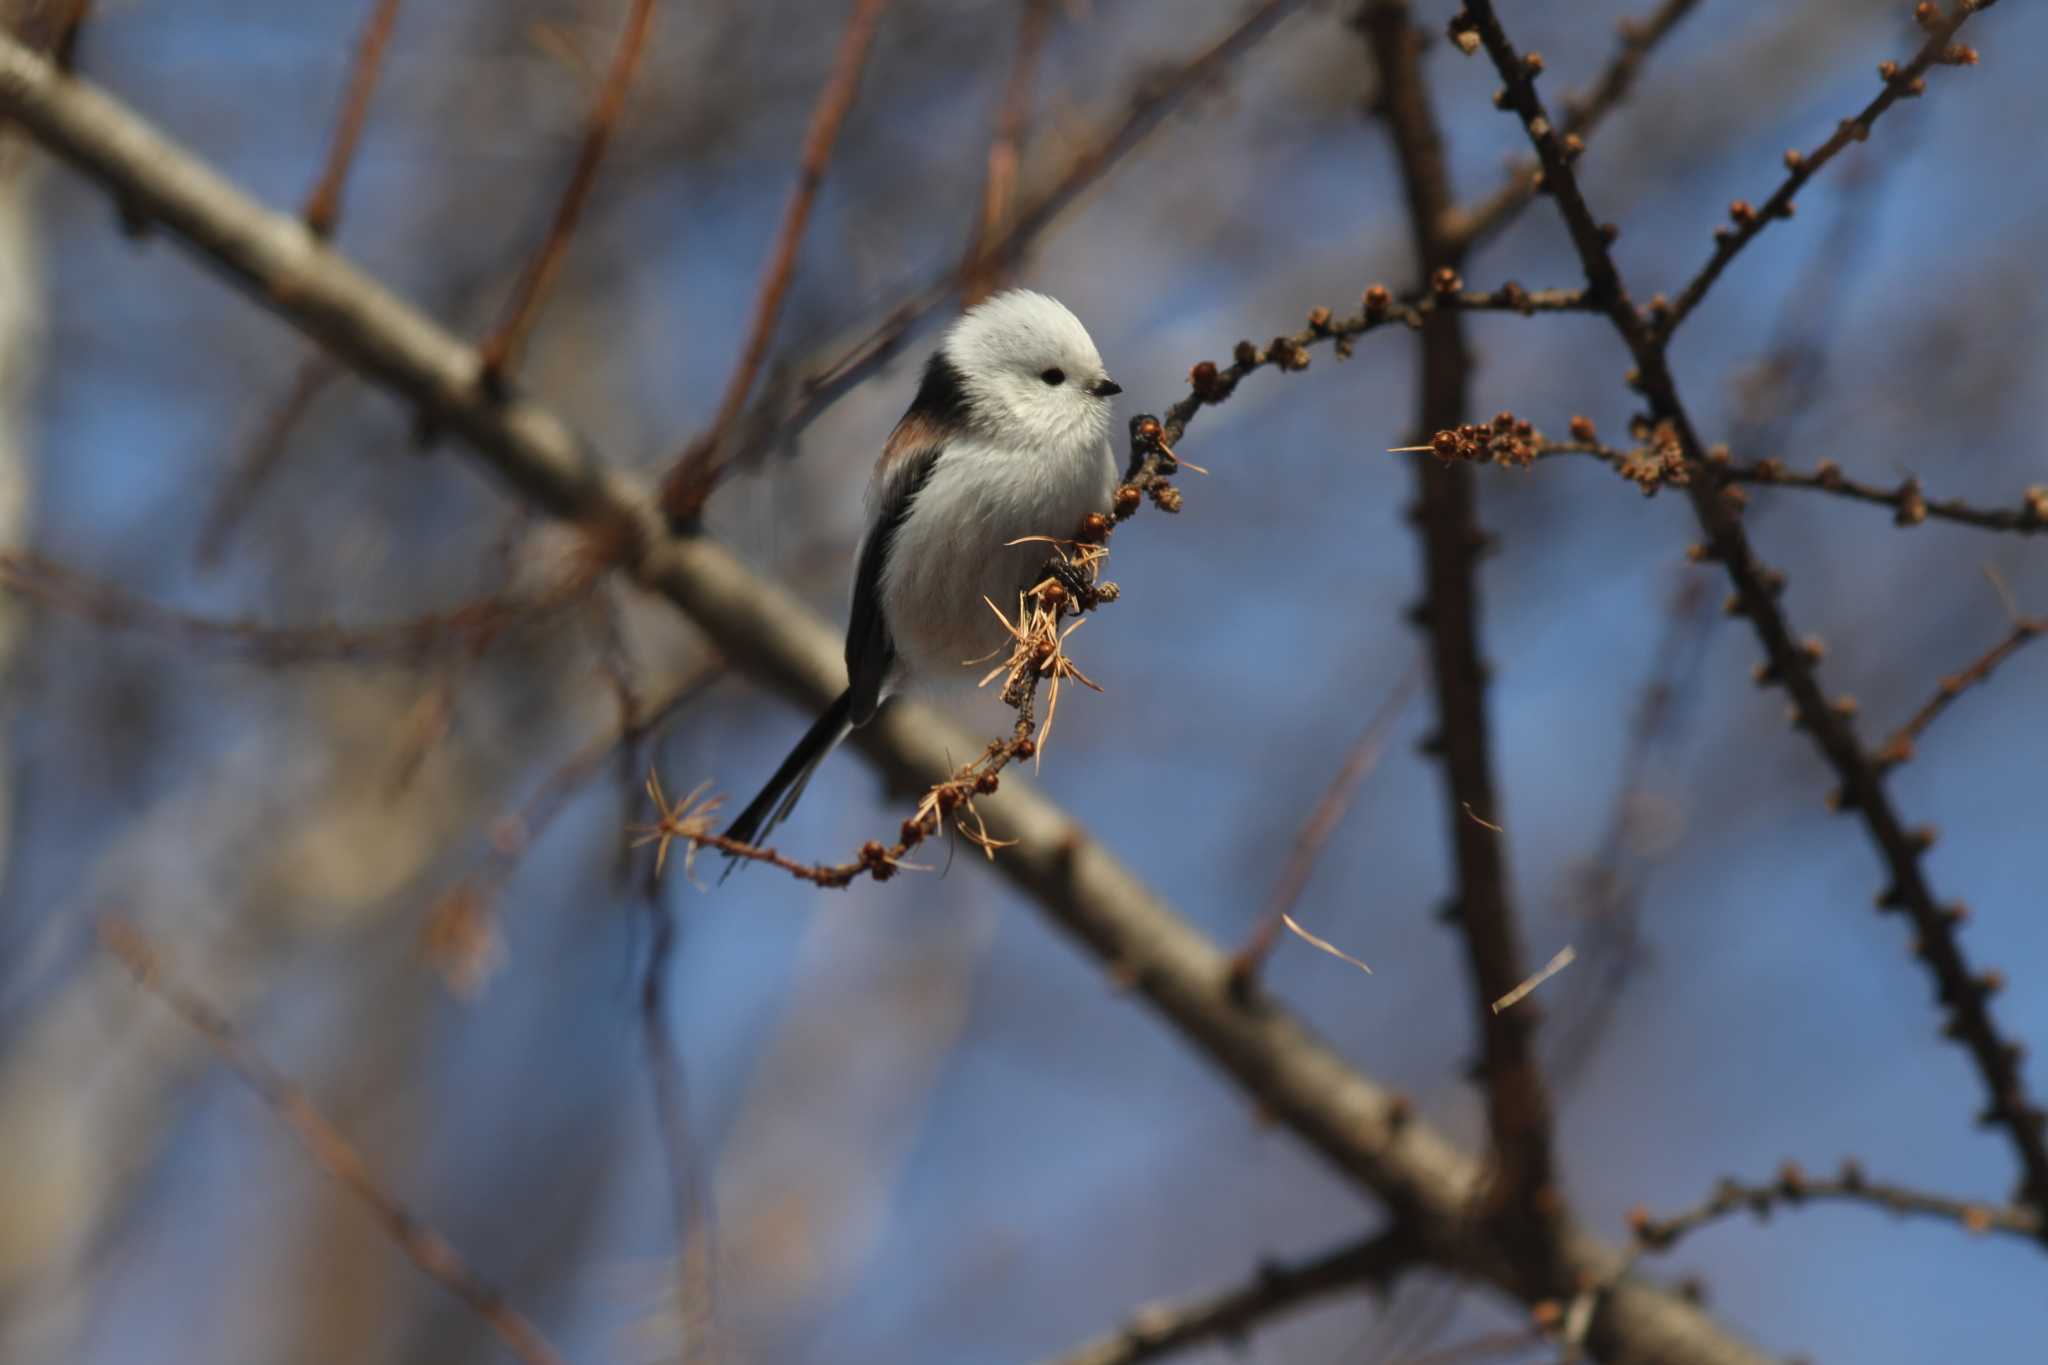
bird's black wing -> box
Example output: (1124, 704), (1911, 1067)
(845, 438), (940, 725)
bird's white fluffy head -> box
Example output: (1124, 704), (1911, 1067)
(941, 290), (1118, 450)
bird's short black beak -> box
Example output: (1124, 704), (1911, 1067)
(1089, 377), (1122, 398)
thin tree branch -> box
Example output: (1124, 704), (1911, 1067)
(195, 353), (341, 567)
(1655, 0), (1994, 340)
(1036, 1227), (1419, 1365)
(478, 0), (657, 390)
(1227, 663), (1417, 992)
(0, 549), (597, 663)
(99, 920), (570, 1365)
(1630, 1160), (2043, 1252)
(724, 0), (1315, 470)
(961, 0), (1057, 308)
(1361, 1), (1562, 1284)
(1720, 458), (2048, 535)
(659, 0), (889, 525)
(1457, 0), (2048, 1222)
(0, 42), (1771, 1362)
(1875, 611), (2043, 771)
(1445, 0), (1702, 252)
(301, 0), (402, 239)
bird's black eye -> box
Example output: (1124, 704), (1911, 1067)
(1040, 367), (1066, 386)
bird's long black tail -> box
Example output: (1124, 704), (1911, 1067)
(720, 688), (856, 879)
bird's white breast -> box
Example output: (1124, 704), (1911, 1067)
(875, 430), (1116, 690)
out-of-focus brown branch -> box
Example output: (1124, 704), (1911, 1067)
(659, 0), (889, 526)
(99, 920), (570, 1365)
(1036, 1227), (1417, 1365)
(301, 0), (402, 239)
(1655, 0), (1994, 339)
(0, 549), (598, 664)
(1361, 0), (1562, 1285)
(724, 0), (1316, 466)
(478, 0), (657, 390)
(1629, 1160), (2043, 1252)
(1445, 0), (1702, 252)
(1459, 0), (2048, 1225)
(0, 49), (1771, 1360)
(1227, 664), (1416, 992)
(1875, 610), (2042, 771)
(961, 0), (1056, 307)
(195, 354), (341, 568)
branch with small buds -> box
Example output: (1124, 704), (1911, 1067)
(1655, 0), (1995, 339)
(1629, 1160), (2043, 1253)
(1036, 1226), (1418, 1365)
(1875, 608), (2043, 771)
(1721, 459), (2048, 535)
(1460, 0), (2048, 1222)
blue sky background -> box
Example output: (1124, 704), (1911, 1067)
(4, 1), (2046, 1362)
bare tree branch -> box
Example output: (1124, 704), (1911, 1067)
(659, 0), (889, 525)
(0, 38), (1776, 1363)
(1630, 1159), (2043, 1252)
(1456, 0), (2048, 1222)
(478, 0), (658, 389)
(1036, 1227), (1418, 1365)
(1361, 0), (1563, 1283)
(99, 920), (570, 1365)
(300, 0), (402, 238)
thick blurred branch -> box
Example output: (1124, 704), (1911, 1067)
(1037, 1227), (1418, 1365)
(1457, 0), (2048, 1222)
(1361, 0), (1562, 1284)
(0, 38), (1771, 1363)
(100, 921), (569, 1365)
(659, 0), (889, 525)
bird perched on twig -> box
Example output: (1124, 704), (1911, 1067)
(722, 290), (1121, 864)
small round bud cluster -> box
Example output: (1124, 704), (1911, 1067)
(974, 770), (1000, 795)
(1010, 736), (1036, 761)
(1567, 414), (1597, 442)
(1447, 13), (1480, 54)
(1729, 199), (1756, 227)
(1268, 336), (1310, 370)
(1363, 284), (1391, 318)
(1306, 305), (1332, 332)
(1233, 339), (1259, 366)
(1112, 484), (1142, 519)
(1431, 266), (1463, 295)
(1189, 360), (1229, 401)
(1149, 481), (1183, 513)
(1427, 411), (1538, 468)
(1078, 511), (1112, 543)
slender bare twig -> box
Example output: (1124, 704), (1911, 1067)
(1720, 459), (2048, 535)
(1458, 0), (2048, 1222)
(1655, 1), (1995, 339)
(1361, 1), (1562, 1281)
(1446, 0), (1702, 252)
(961, 0), (1056, 307)
(478, 0), (657, 390)
(726, 0), (1316, 466)
(0, 549), (597, 664)
(1630, 1160), (2043, 1252)
(1227, 663), (1417, 992)
(301, 0), (402, 238)
(99, 920), (570, 1365)
(1875, 613), (2043, 770)
(0, 45), (1771, 1361)
(195, 354), (342, 567)
(1036, 1227), (1417, 1365)
(659, 0), (890, 526)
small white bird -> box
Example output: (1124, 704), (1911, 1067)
(723, 289), (1121, 857)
